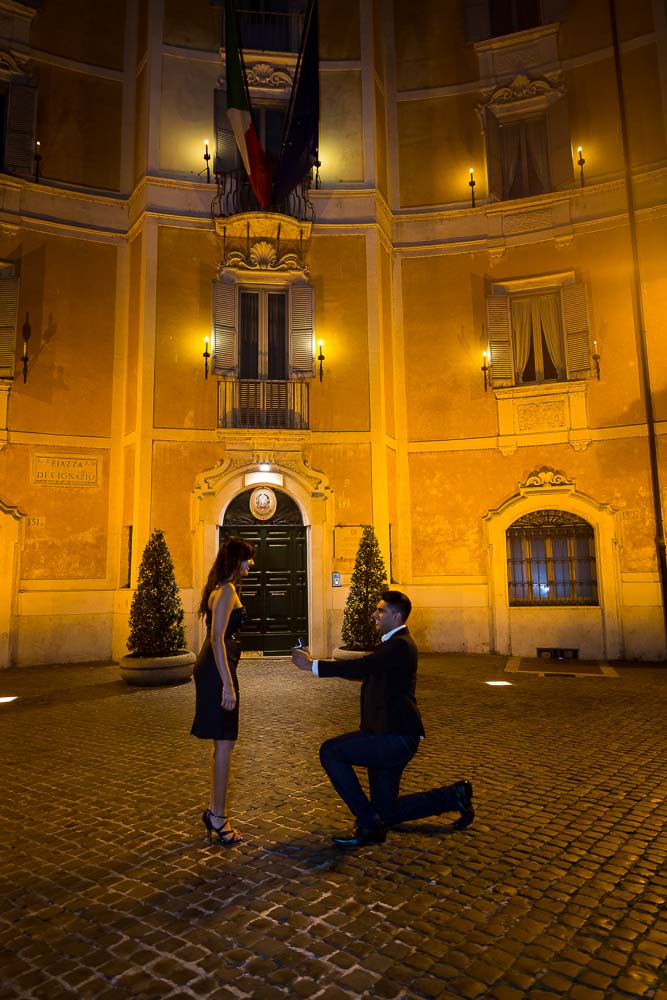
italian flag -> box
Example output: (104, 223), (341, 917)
(225, 0), (272, 208)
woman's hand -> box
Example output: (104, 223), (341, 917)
(221, 686), (237, 711)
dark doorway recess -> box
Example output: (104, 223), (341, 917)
(221, 489), (307, 654)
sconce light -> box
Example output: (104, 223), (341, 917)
(203, 336), (211, 379)
(317, 339), (325, 382)
(481, 350), (490, 392)
(21, 314), (31, 383)
(469, 167), (476, 208)
(203, 139), (211, 184)
(34, 140), (41, 184)
(592, 339), (600, 380)
(577, 146), (585, 188)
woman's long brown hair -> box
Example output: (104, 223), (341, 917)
(199, 535), (256, 616)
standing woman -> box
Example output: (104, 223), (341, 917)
(191, 535), (256, 845)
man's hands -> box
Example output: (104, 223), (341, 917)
(292, 647), (314, 671)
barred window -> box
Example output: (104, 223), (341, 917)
(507, 509), (598, 606)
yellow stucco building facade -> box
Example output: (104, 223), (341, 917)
(1, 0), (665, 666)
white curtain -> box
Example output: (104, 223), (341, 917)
(510, 298), (533, 380)
(536, 293), (563, 375)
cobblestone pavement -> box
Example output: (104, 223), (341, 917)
(1, 653), (667, 1000)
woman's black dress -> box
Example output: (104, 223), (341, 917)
(190, 606), (246, 740)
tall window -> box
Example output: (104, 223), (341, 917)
(507, 510), (598, 605)
(486, 275), (592, 387)
(239, 288), (288, 380)
(213, 274), (314, 429)
(498, 116), (549, 200)
(215, 90), (287, 177)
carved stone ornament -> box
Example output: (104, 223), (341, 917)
(521, 466), (573, 489)
(223, 242), (306, 272)
(249, 486), (277, 521)
(246, 62), (293, 90)
(490, 72), (561, 105)
(480, 71), (565, 123)
(0, 49), (28, 81)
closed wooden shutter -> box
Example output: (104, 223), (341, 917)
(212, 276), (238, 375)
(289, 283), (314, 377)
(561, 281), (591, 379)
(214, 88), (238, 174)
(0, 266), (19, 378)
(486, 293), (513, 386)
(5, 81), (36, 176)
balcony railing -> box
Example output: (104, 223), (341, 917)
(223, 8), (305, 53)
(212, 168), (314, 223)
(218, 378), (309, 429)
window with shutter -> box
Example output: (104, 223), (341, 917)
(213, 273), (315, 429)
(5, 80), (36, 177)
(289, 283), (314, 377)
(0, 264), (19, 379)
(212, 276), (238, 375)
(486, 275), (591, 387)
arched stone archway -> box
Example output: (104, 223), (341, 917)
(191, 446), (334, 654)
(222, 488), (307, 653)
(483, 467), (622, 659)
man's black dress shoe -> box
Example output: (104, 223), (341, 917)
(331, 823), (387, 848)
(452, 779), (474, 830)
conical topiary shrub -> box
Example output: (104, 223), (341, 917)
(341, 525), (388, 651)
(126, 529), (186, 657)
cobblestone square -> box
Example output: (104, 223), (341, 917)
(1, 654), (666, 999)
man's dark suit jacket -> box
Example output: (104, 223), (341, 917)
(317, 627), (425, 739)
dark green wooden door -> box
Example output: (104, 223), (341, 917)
(221, 490), (307, 654)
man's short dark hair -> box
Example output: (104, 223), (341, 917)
(381, 590), (412, 623)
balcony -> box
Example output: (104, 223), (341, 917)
(218, 378), (309, 429)
(212, 168), (314, 223)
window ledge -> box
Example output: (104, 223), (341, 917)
(494, 380), (591, 455)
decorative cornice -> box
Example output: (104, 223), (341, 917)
(520, 466), (573, 489)
(222, 240), (307, 273)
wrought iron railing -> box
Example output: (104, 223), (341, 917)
(218, 378), (309, 429)
(211, 168), (314, 223)
(230, 8), (305, 53)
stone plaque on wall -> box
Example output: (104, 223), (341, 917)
(516, 400), (566, 432)
(334, 525), (365, 565)
(32, 454), (99, 487)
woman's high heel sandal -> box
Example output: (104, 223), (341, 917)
(202, 809), (243, 846)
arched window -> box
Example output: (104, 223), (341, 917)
(507, 509), (598, 605)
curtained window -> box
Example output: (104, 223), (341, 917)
(507, 510), (598, 606)
(500, 117), (550, 200)
(510, 291), (563, 384)
(485, 277), (591, 388)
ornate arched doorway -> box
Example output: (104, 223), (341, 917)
(221, 487), (307, 654)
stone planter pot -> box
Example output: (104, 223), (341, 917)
(119, 650), (196, 687)
(332, 646), (374, 660)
